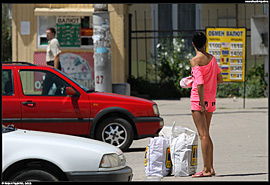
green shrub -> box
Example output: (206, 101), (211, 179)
(217, 64), (268, 98)
(128, 76), (180, 99)
(217, 82), (243, 98)
(241, 64), (268, 98)
(156, 37), (193, 98)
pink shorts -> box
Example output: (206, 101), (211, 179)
(191, 101), (216, 112)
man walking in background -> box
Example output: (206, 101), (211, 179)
(46, 27), (61, 70)
(42, 27), (62, 95)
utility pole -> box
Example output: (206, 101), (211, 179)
(93, 4), (112, 92)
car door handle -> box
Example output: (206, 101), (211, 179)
(22, 101), (36, 107)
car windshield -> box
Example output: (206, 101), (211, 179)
(54, 68), (94, 93)
(2, 124), (17, 133)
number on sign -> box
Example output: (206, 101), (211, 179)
(96, 75), (104, 84)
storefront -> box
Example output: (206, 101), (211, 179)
(12, 4), (129, 90)
(35, 8), (95, 89)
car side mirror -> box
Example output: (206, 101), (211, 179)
(66, 87), (80, 97)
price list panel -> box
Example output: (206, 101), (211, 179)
(206, 28), (246, 82)
(56, 16), (81, 48)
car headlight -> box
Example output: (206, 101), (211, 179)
(153, 104), (159, 116)
(99, 153), (126, 168)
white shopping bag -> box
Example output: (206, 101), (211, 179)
(180, 76), (193, 88)
(169, 122), (198, 176)
(145, 135), (172, 177)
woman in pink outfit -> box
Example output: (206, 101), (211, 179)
(190, 32), (223, 178)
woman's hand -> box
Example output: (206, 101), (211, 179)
(200, 104), (207, 114)
(197, 84), (206, 114)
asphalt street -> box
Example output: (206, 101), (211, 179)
(124, 97), (268, 181)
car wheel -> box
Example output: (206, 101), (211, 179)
(11, 169), (58, 182)
(96, 117), (134, 151)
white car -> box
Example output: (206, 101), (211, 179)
(2, 125), (133, 181)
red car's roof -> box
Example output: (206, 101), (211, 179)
(2, 62), (54, 69)
(2, 62), (36, 66)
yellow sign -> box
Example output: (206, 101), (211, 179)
(166, 147), (172, 168)
(206, 27), (246, 82)
(144, 146), (149, 167)
(191, 145), (198, 166)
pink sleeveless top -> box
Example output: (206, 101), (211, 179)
(190, 55), (221, 102)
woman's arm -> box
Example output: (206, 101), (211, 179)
(197, 84), (207, 114)
(217, 72), (223, 84)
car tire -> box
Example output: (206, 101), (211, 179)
(11, 169), (59, 182)
(96, 117), (134, 151)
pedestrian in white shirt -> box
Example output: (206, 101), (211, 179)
(46, 27), (61, 70)
(42, 27), (62, 95)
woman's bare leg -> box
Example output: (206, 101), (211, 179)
(192, 110), (212, 176)
(205, 112), (215, 175)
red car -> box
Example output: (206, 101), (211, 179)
(2, 62), (163, 151)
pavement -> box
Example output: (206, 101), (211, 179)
(124, 97), (269, 181)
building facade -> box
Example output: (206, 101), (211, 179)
(128, 4), (268, 82)
(11, 4), (269, 86)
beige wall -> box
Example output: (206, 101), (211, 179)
(35, 4), (93, 9)
(128, 4), (153, 79)
(12, 4), (36, 62)
(201, 4), (265, 28)
(109, 4), (128, 83)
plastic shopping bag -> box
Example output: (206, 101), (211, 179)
(145, 135), (172, 177)
(170, 122), (198, 176)
(180, 76), (193, 88)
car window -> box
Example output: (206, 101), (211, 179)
(54, 68), (91, 92)
(2, 70), (14, 96)
(19, 69), (71, 96)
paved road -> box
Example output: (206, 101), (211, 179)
(125, 98), (268, 181)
